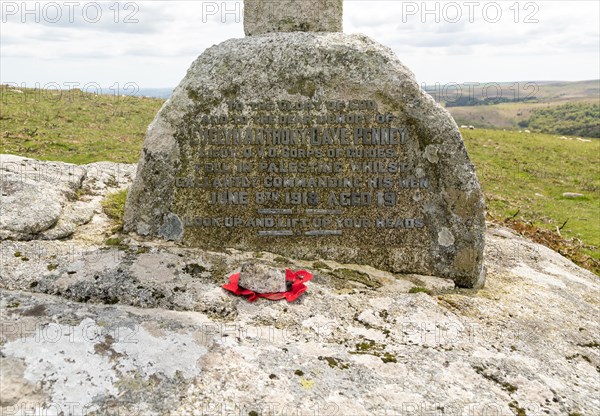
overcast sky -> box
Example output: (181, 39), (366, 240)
(1, 1), (599, 90)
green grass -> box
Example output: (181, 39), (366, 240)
(0, 85), (163, 164)
(463, 129), (599, 261)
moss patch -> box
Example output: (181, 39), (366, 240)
(105, 237), (124, 246)
(312, 261), (331, 270)
(350, 339), (397, 363)
(273, 256), (289, 264)
(578, 341), (600, 348)
(182, 263), (207, 277)
(102, 189), (128, 229)
(409, 286), (432, 295)
(318, 356), (349, 369)
(331, 268), (382, 289)
(381, 352), (397, 363)
(472, 365), (518, 394)
(508, 401), (527, 416)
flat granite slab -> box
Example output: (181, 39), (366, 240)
(1, 226), (598, 415)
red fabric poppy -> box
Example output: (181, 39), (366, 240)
(222, 269), (313, 302)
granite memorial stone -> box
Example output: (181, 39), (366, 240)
(124, 0), (487, 288)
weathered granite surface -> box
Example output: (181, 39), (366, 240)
(0, 154), (134, 241)
(244, 0), (343, 36)
(1, 221), (598, 415)
(123, 32), (486, 288)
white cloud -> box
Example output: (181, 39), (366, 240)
(1, 0), (598, 88)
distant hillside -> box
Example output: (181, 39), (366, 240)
(425, 80), (599, 105)
(425, 80), (600, 134)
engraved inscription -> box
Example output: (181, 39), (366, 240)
(175, 99), (430, 238)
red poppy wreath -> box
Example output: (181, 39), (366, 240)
(223, 269), (313, 302)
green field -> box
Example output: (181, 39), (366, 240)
(462, 129), (599, 264)
(0, 85), (163, 164)
(1, 85), (598, 271)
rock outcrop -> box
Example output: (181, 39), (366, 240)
(0, 154), (134, 240)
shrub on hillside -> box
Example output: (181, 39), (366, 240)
(527, 102), (600, 138)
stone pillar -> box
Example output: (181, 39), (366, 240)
(244, 0), (343, 36)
